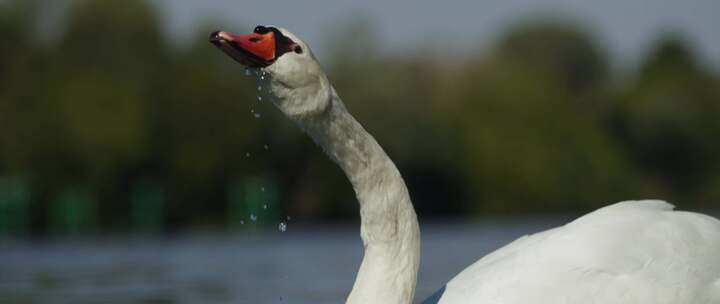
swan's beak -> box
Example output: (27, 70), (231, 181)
(209, 30), (276, 67)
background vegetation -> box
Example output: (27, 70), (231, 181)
(1, 0), (719, 237)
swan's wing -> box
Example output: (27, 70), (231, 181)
(428, 200), (720, 304)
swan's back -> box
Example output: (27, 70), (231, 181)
(430, 200), (720, 304)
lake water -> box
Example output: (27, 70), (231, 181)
(0, 216), (574, 304)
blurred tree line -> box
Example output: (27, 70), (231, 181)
(0, 0), (718, 237)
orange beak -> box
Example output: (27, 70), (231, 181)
(209, 30), (277, 67)
(221, 31), (275, 61)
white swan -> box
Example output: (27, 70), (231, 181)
(210, 26), (720, 304)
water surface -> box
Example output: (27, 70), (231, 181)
(0, 217), (569, 304)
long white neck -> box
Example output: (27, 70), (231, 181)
(270, 75), (421, 304)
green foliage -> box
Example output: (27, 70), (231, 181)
(0, 1), (718, 235)
(434, 55), (636, 213)
(498, 21), (608, 93)
(613, 36), (720, 204)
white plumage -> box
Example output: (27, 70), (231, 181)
(433, 200), (720, 303)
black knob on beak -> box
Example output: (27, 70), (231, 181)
(254, 25), (270, 34)
(209, 30), (221, 42)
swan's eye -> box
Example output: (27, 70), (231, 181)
(293, 45), (303, 54)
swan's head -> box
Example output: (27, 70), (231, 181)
(210, 26), (330, 117)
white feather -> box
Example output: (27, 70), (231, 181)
(436, 200), (720, 303)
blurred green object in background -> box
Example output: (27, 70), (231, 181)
(130, 178), (165, 234)
(48, 186), (97, 236)
(0, 176), (31, 237)
(228, 176), (280, 230)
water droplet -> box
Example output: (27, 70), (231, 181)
(278, 222), (287, 232)
(254, 112), (261, 118)
(263, 204), (268, 209)
(260, 187), (265, 192)
(240, 220), (245, 225)
(245, 152), (251, 158)
(250, 214), (257, 222)
(263, 144), (269, 150)
(257, 96), (262, 101)
(244, 68), (252, 76)
(286, 215), (291, 221)
(257, 86), (262, 91)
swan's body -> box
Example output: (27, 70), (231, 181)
(210, 26), (720, 304)
(429, 200), (720, 303)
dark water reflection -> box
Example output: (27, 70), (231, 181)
(0, 217), (570, 304)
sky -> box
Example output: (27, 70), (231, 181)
(33, 0), (720, 69)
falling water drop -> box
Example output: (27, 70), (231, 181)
(240, 220), (245, 225)
(263, 144), (269, 150)
(263, 204), (268, 209)
(257, 96), (262, 101)
(286, 215), (291, 221)
(250, 213), (257, 222)
(244, 68), (252, 76)
(254, 112), (262, 118)
(260, 187), (265, 192)
(245, 152), (251, 158)
(278, 222), (287, 232)
(257, 85), (262, 91)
